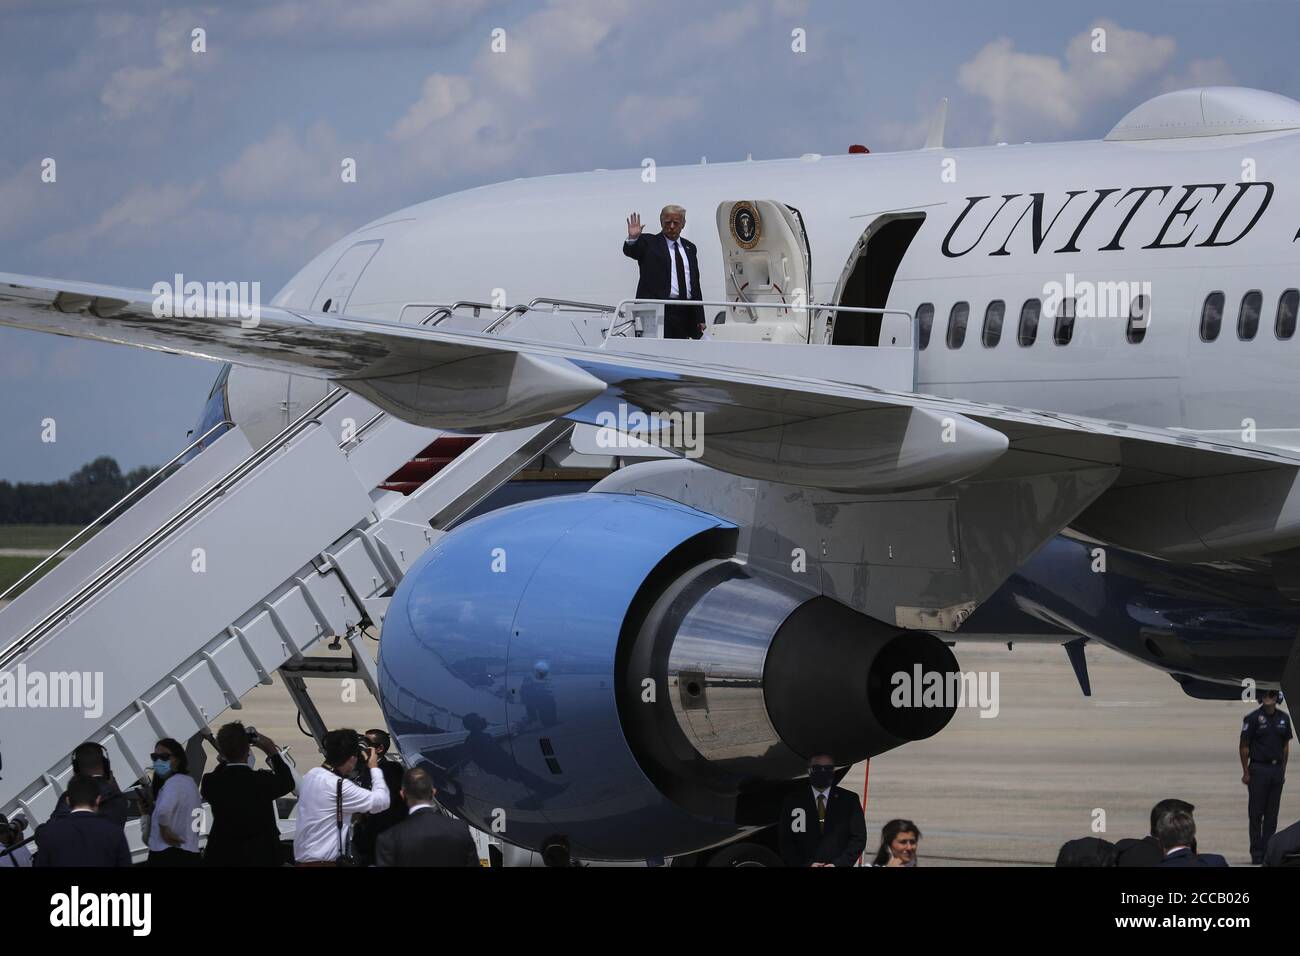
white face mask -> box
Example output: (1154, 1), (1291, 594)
(246, 753), (258, 769)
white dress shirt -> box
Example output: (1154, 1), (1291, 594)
(147, 773), (202, 853)
(666, 237), (691, 298)
(293, 766), (390, 863)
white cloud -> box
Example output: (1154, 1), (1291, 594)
(237, 0), (498, 44)
(40, 180), (206, 254)
(100, 10), (213, 120)
(1159, 57), (1236, 93)
(614, 94), (701, 146)
(958, 20), (1176, 141)
(390, 75), (475, 143)
(219, 121), (363, 204)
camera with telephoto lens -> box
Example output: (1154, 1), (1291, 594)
(245, 725), (259, 743)
(0, 813), (28, 845)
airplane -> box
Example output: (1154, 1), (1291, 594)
(3, 84), (1300, 865)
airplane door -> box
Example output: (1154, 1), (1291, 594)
(310, 239), (382, 315)
(713, 200), (813, 343)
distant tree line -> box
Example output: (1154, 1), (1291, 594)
(0, 457), (159, 525)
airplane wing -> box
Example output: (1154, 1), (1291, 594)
(9, 270), (1300, 624)
(2, 271), (1294, 493)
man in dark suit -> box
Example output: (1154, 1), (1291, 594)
(623, 205), (706, 339)
(1264, 817), (1300, 865)
(49, 741), (131, 828)
(200, 722), (295, 867)
(1116, 797), (1195, 867)
(34, 774), (132, 867)
(375, 767), (479, 867)
(1156, 809), (1228, 867)
(350, 728), (407, 865)
(778, 753), (866, 867)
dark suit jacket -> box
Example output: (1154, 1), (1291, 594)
(50, 776), (131, 828)
(1115, 835), (1164, 867)
(374, 806), (479, 867)
(34, 811), (131, 867)
(351, 759), (407, 863)
(622, 232), (706, 337)
(1264, 819), (1300, 866)
(200, 754), (295, 866)
(1159, 847), (1229, 867)
(778, 785), (866, 867)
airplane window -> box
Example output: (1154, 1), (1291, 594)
(1237, 290), (1262, 341)
(1200, 292), (1224, 342)
(946, 301), (970, 349)
(1053, 297), (1076, 346)
(1127, 294), (1150, 344)
(917, 303), (934, 350)
(1018, 299), (1041, 347)
(1277, 289), (1298, 340)
(982, 300), (1005, 348)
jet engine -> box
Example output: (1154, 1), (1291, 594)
(377, 492), (957, 861)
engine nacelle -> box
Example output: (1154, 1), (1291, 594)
(378, 492), (956, 860)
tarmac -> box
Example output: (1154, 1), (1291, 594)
(225, 638), (1296, 866)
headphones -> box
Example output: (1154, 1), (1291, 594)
(71, 741), (111, 778)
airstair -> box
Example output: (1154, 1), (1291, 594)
(0, 375), (572, 827)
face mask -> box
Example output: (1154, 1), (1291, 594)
(152, 759), (172, 777)
(808, 766), (835, 789)
(246, 753), (258, 769)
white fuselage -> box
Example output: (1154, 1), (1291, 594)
(266, 126), (1300, 448)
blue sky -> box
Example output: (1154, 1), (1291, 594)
(2, 0), (1296, 480)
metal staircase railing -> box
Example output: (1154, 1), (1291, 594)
(0, 389), (349, 669)
(0, 418), (235, 608)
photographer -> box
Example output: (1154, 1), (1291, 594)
(349, 729), (407, 866)
(292, 728), (389, 866)
(0, 814), (32, 867)
(201, 722), (296, 867)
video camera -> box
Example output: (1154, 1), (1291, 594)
(0, 813), (28, 846)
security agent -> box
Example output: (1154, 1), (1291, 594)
(34, 774), (132, 867)
(1156, 809), (1228, 867)
(200, 722), (295, 867)
(778, 753), (867, 867)
(1240, 689), (1291, 864)
(1115, 798), (1195, 867)
(375, 767), (479, 867)
(623, 205), (707, 340)
(49, 741), (131, 828)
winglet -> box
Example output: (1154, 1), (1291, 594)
(923, 97), (949, 150)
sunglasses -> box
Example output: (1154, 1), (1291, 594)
(149, 753), (174, 762)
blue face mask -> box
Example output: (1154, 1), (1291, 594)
(152, 759), (172, 777)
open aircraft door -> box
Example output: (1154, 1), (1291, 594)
(713, 200), (815, 344)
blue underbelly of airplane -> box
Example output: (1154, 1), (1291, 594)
(963, 535), (1299, 695)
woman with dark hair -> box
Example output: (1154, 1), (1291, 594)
(145, 737), (201, 866)
(871, 819), (921, 867)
